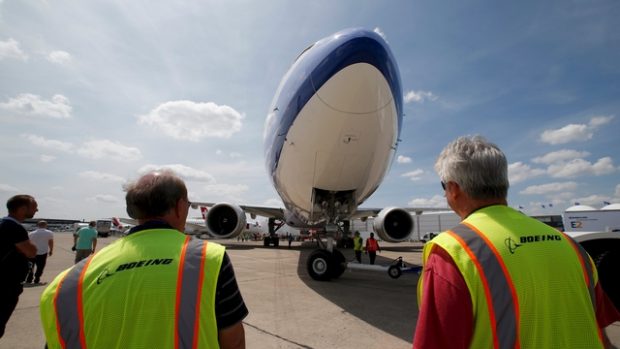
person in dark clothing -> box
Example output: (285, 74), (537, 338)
(0, 195), (38, 337)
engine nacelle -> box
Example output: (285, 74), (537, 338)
(205, 203), (247, 239)
(373, 207), (414, 242)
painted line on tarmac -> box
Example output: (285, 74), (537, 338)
(243, 321), (314, 349)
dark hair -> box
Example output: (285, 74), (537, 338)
(124, 170), (187, 219)
(6, 195), (34, 213)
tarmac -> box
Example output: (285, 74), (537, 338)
(2, 232), (619, 349)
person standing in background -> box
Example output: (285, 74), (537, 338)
(74, 221), (97, 263)
(353, 231), (364, 263)
(364, 232), (381, 265)
(24, 220), (53, 285)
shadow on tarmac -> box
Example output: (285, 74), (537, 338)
(295, 243), (420, 343)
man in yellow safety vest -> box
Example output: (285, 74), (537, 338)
(413, 135), (619, 348)
(40, 170), (248, 348)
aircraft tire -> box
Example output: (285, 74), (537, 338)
(388, 265), (402, 279)
(307, 249), (333, 281)
(595, 248), (620, 310)
(330, 249), (346, 279)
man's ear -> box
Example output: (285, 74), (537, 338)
(174, 198), (184, 218)
(446, 181), (462, 200)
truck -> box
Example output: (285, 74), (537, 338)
(561, 204), (620, 311)
(96, 219), (112, 237)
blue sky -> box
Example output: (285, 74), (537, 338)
(1, 0), (619, 220)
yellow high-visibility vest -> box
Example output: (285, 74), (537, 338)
(353, 236), (363, 251)
(419, 205), (603, 348)
(40, 228), (225, 349)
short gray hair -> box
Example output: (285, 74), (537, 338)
(124, 170), (187, 219)
(434, 135), (509, 200)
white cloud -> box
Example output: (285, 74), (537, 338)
(547, 157), (616, 178)
(589, 115), (614, 128)
(79, 171), (125, 182)
(520, 181), (578, 195)
(532, 149), (590, 164)
(87, 194), (120, 203)
(0, 94), (72, 118)
(47, 50), (73, 65)
(396, 155), (411, 164)
(508, 162), (546, 184)
(408, 194), (447, 208)
(616, 184), (620, 198)
(139, 164), (215, 183)
(570, 194), (612, 207)
(138, 100), (244, 141)
(263, 198), (284, 207)
(40, 154), (56, 162)
(0, 38), (28, 60)
(401, 169), (424, 181)
(540, 115), (614, 145)
(404, 90), (438, 104)
(0, 183), (19, 192)
(229, 152), (242, 158)
(22, 134), (74, 152)
(77, 140), (142, 162)
(204, 183), (249, 197)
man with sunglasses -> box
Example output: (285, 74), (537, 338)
(413, 135), (619, 348)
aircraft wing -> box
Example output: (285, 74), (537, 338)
(350, 207), (452, 220)
(118, 217), (139, 226)
(190, 201), (286, 220)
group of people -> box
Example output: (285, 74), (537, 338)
(352, 231), (381, 264)
(1, 135), (619, 348)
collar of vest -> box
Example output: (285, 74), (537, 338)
(127, 220), (176, 235)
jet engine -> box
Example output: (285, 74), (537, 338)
(205, 203), (247, 239)
(373, 207), (414, 242)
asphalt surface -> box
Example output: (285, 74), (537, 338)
(2, 233), (618, 348)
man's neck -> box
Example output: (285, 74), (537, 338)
(459, 199), (507, 219)
(8, 213), (24, 223)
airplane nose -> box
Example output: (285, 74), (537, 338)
(310, 31), (400, 115)
(313, 61), (394, 114)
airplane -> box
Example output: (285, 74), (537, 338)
(190, 27), (445, 281)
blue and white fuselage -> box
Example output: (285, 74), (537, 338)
(264, 28), (403, 227)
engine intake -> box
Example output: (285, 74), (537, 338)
(373, 207), (414, 242)
(205, 203), (247, 239)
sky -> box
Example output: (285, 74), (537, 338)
(1, 0), (619, 221)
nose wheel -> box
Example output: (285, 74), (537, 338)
(307, 249), (346, 281)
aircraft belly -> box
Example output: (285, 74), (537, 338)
(275, 63), (398, 219)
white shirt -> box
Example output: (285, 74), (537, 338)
(29, 228), (54, 255)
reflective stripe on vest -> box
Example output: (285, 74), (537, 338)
(175, 236), (208, 349)
(54, 255), (93, 349)
(54, 237), (210, 349)
(447, 223), (520, 349)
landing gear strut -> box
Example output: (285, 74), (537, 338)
(264, 218), (283, 247)
(306, 224), (346, 281)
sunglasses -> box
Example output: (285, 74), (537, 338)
(441, 181), (446, 191)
